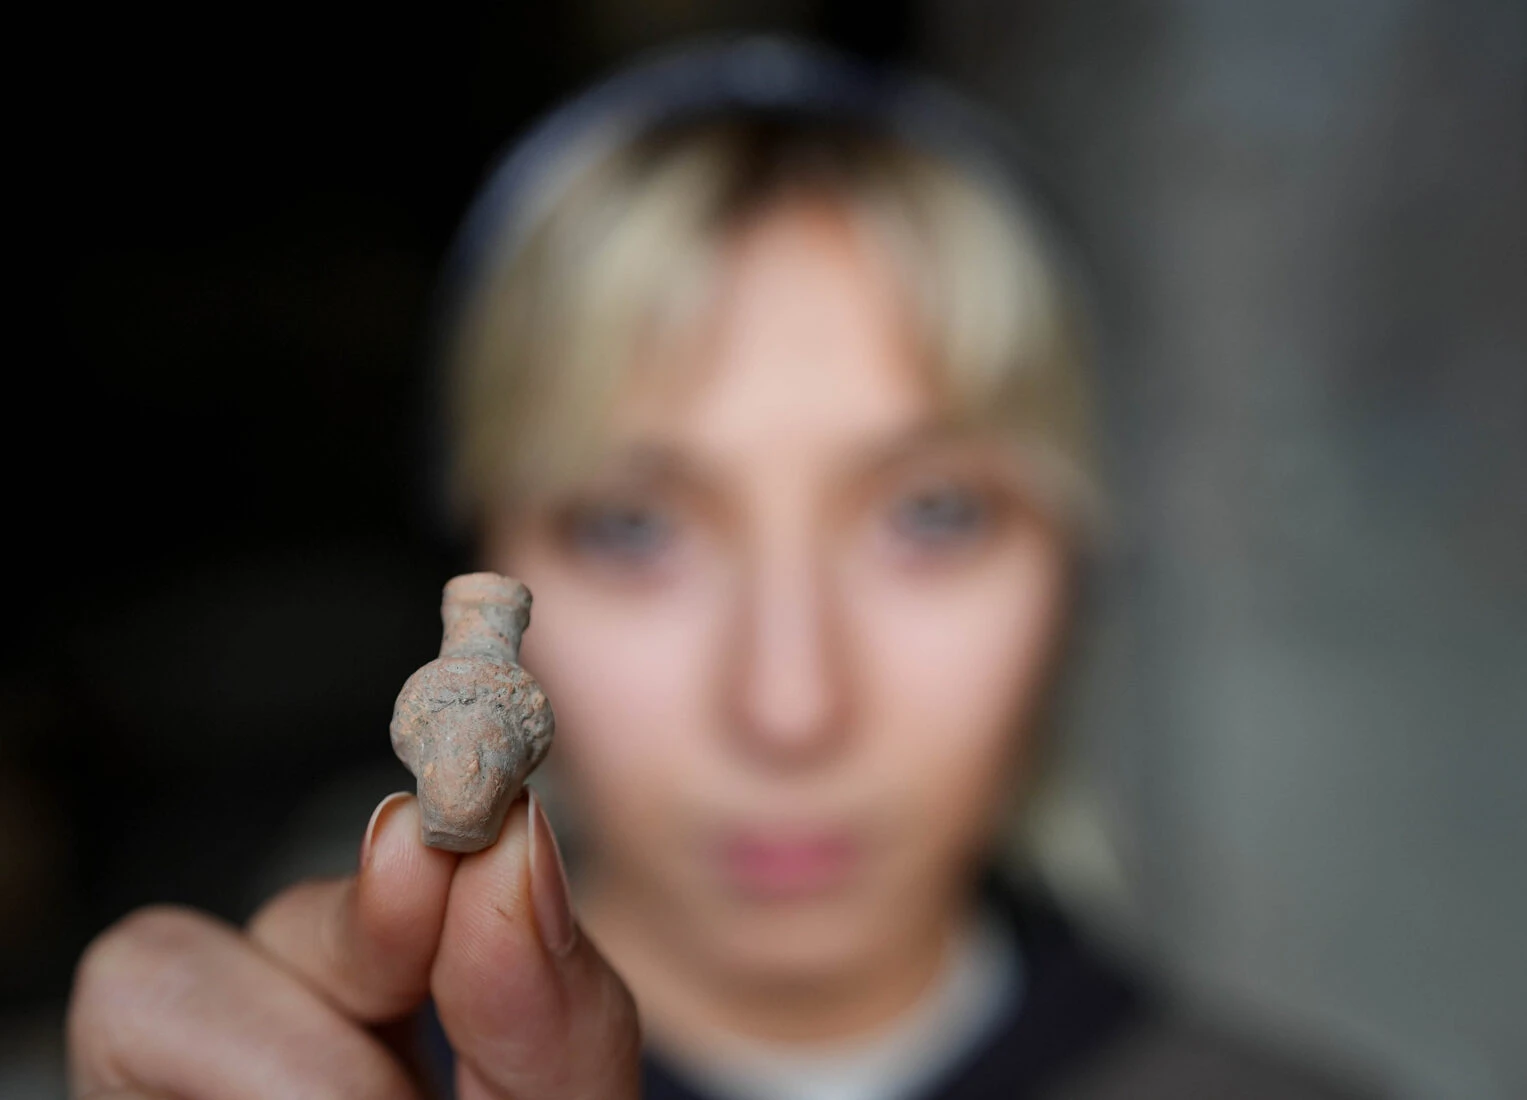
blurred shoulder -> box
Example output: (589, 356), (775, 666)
(1046, 1015), (1386, 1100)
(980, 877), (1385, 1100)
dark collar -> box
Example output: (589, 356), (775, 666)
(642, 875), (1148, 1100)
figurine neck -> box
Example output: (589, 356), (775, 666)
(438, 573), (531, 664)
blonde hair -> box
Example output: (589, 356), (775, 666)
(444, 113), (1101, 538)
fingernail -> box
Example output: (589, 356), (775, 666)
(360, 792), (413, 870)
(528, 789), (577, 957)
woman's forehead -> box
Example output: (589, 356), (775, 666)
(611, 199), (937, 464)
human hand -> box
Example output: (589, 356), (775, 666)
(66, 791), (640, 1099)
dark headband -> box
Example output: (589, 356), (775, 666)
(441, 35), (1062, 297)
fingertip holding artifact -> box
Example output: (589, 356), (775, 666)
(389, 574), (556, 853)
(528, 789), (578, 957)
(360, 792), (414, 870)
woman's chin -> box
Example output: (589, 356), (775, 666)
(695, 891), (905, 988)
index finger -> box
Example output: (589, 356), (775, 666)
(431, 791), (642, 1100)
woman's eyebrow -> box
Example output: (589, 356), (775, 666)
(848, 422), (989, 478)
(589, 425), (996, 493)
(592, 441), (718, 492)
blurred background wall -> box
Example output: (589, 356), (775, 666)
(923, 3), (1525, 1098)
(5, 3), (1523, 1097)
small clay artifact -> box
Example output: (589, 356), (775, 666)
(390, 573), (555, 852)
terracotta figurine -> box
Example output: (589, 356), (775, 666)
(390, 573), (555, 851)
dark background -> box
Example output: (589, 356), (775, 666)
(8, 0), (914, 996)
(6, 3), (1524, 1097)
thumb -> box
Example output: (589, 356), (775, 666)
(432, 790), (642, 1100)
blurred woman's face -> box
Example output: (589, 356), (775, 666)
(487, 198), (1068, 998)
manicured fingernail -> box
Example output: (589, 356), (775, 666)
(528, 789), (577, 957)
(360, 792), (413, 870)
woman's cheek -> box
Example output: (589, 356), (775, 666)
(514, 560), (720, 842)
(851, 531), (1067, 849)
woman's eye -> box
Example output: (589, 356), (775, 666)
(888, 484), (991, 547)
(565, 503), (674, 562)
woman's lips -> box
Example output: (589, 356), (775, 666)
(718, 829), (861, 899)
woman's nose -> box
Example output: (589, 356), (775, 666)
(725, 547), (848, 768)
